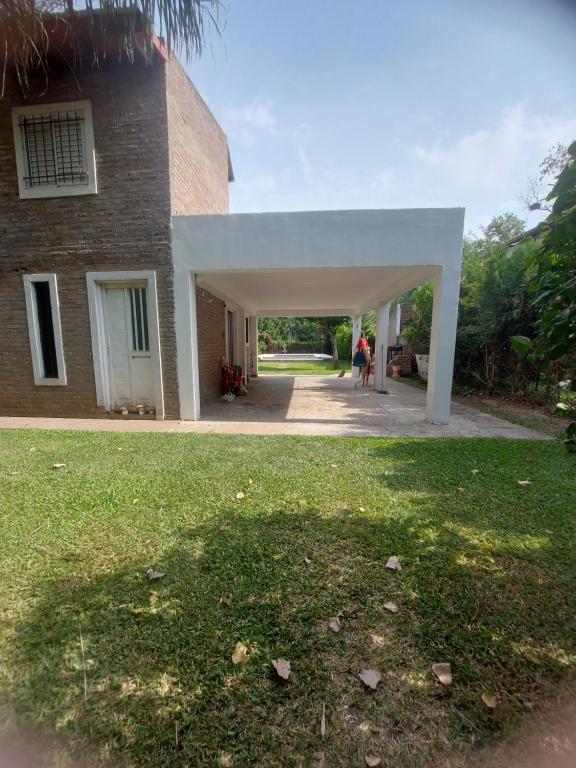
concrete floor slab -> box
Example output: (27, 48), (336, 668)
(0, 375), (548, 439)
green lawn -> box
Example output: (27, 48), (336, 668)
(0, 431), (575, 767)
(258, 360), (350, 375)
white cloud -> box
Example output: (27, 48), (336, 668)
(228, 102), (576, 233)
(223, 101), (279, 147)
(225, 102), (278, 131)
(405, 104), (576, 231)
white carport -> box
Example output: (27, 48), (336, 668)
(172, 208), (464, 423)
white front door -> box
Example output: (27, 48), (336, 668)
(103, 285), (155, 409)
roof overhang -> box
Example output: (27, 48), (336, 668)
(3, 10), (168, 68)
(173, 208), (464, 316)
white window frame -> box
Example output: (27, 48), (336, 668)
(86, 271), (165, 420)
(225, 307), (236, 364)
(12, 100), (97, 200)
(23, 273), (67, 386)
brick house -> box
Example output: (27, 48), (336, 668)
(0, 33), (233, 419)
(0, 20), (465, 426)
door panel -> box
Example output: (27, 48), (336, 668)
(103, 285), (155, 409)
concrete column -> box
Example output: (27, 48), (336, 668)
(235, 307), (247, 373)
(248, 316), (259, 377)
(174, 266), (201, 421)
(374, 301), (390, 392)
(425, 268), (461, 424)
(351, 314), (362, 377)
(387, 304), (401, 347)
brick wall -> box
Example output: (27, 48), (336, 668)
(386, 354), (415, 377)
(165, 58), (229, 216)
(0, 59), (180, 418)
(196, 287), (225, 402)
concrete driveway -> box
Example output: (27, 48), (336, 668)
(0, 374), (546, 438)
(199, 375), (548, 438)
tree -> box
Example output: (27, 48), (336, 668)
(400, 213), (540, 395)
(522, 143), (570, 213)
(402, 282), (433, 353)
(318, 317), (347, 369)
(481, 212), (525, 244)
(518, 139), (576, 451)
(0, 0), (219, 96)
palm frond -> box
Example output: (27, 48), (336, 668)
(0, 0), (220, 96)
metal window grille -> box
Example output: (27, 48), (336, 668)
(128, 287), (150, 352)
(19, 109), (88, 189)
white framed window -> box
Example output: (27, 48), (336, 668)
(226, 309), (236, 363)
(23, 274), (67, 385)
(12, 100), (97, 199)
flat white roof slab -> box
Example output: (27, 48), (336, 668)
(173, 208), (465, 314)
(173, 207), (465, 271)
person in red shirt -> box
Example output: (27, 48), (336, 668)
(353, 332), (371, 369)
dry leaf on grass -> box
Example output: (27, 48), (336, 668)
(235, 491), (245, 500)
(219, 523), (231, 532)
(432, 662), (452, 686)
(482, 691), (496, 709)
(457, 486), (465, 492)
(303, 556), (312, 566)
(328, 616), (341, 633)
(272, 659), (291, 680)
(330, 464), (338, 468)
(320, 702), (326, 737)
(518, 480), (532, 487)
(232, 642), (248, 665)
(146, 569), (165, 582)
(131, 607), (146, 615)
(359, 668), (381, 690)
(471, 469), (480, 475)
(52, 463), (66, 470)
(359, 506), (366, 512)
(365, 756), (382, 767)
(385, 555), (402, 571)
(384, 602), (399, 613)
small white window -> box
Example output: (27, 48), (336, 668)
(12, 100), (97, 199)
(23, 274), (67, 385)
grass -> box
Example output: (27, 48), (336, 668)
(475, 406), (563, 438)
(0, 431), (575, 767)
(258, 360), (350, 375)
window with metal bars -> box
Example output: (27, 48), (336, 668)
(12, 100), (97, 199)
(128, 287), (150, 353)
(20, 111), (88, 188)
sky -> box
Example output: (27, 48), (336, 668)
(183, 0), (576, 236)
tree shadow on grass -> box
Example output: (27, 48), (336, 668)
(4, 490), (576, 768)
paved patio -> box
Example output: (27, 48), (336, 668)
(0, 375), (548, 438)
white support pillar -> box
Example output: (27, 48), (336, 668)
(374, 301), (390, 392)
(235, 307), (247, 374)
(174, 266), (201, 421)
(388, 304), (401, 347)
(425, 268), (461, 424)
(248, 316), (258, 377)
(351, 314), (362, 377)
